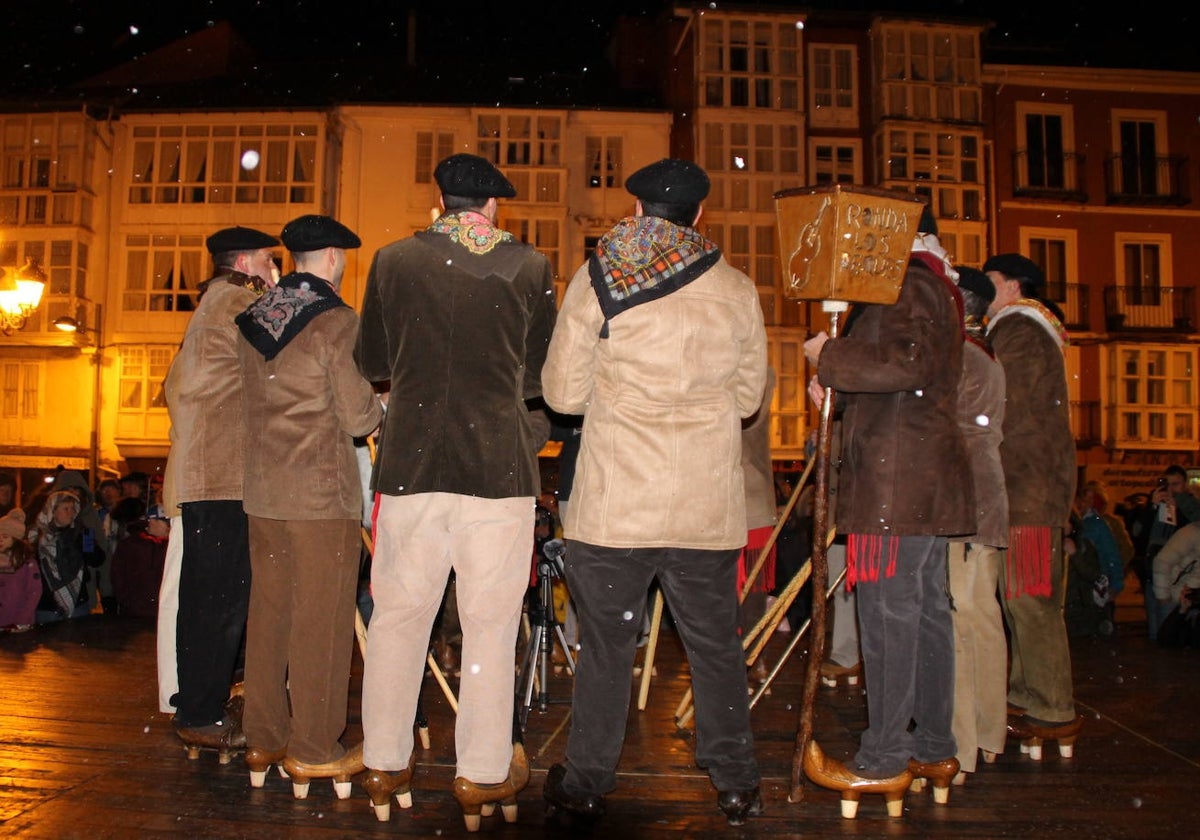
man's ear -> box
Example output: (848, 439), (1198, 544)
(634, 199), (644, 217)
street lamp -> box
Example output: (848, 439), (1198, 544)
(0, 257), (47, 335)
(54, 310), (104, 483)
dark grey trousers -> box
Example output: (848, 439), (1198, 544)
(175, 500), (251, 727)
(560, 540), (760, 796)
(853, 534), (956, 776)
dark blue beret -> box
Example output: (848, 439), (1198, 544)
(625, 158), (710, 204)
(206, 226), (278, 255)
(280, 215), (361, 252)
(983, 253), (1045, 291)
(434, 153), (516, 199)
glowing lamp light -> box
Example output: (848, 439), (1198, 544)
(0, 257), (47, 335)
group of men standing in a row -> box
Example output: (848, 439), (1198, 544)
(157, 148), (1078, 831)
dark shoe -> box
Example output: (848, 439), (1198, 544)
(717, 787), (763, 826)
(174, 717), (246, 764)
(543, 763), (606, 821)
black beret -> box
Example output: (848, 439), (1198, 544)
(625, 158), (710, 204)
(955, 265), (995, 303)
(434, 153), (516, 199)
(205, 226), (278, 255)
(280, 215), (362, 252)
(982, 253), (1044, 291)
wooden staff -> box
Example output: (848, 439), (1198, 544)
(636, 589), (664, 710)
(675, 462), (813, 727)
(788, 302), (844, 803)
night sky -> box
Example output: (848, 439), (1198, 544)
(1, 1), (1195, 102)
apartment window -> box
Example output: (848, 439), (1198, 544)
(877, 23), (980, 121)
(585, 136), (622, 188)
(128, 123), (318, 205)
(878, 128), (982, 221)
(1017, 104), (1075, 191)
(1118, 237), (1164, 308)
(704, 122), (800, 174)
(415, 130), (456, 183)
(118, 346), (173, 411)
(1, 114), (91, 225)
(808, 139), (861, 185)
(1110, 344), (1197, 448)
(476, 113), (562, 167)
(1025, 232), (1073, 306)
(808, 44), (858, 128)
(123, 234), (209, 312)
(1, 361), (39, 419)
(700, 16), (801, 110)
(503, 214), (560, 280)
(1112, 110), (1167, 197)
(773, 339), (806, 452)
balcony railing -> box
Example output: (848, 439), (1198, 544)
(1011, 150), (1088, 202)
(1070, 400), (1101, 446)
(1047, 283), (1089, 332)
(1104, 154), (1189, 205)
(1103, 286), (1196, 332)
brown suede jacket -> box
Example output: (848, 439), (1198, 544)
(818, 259), (975, 537)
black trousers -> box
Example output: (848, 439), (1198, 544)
(560, 540), (759, 796)
(174, 500), (251, 726)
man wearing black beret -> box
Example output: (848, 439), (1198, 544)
(983, 253), (1083, 756)
(161, 224), (278, 759)
(235, 214), (382, 794)
(541, 158), (767, 825)
(946, 265), (1009, 785)
(354, 153), (556, 828)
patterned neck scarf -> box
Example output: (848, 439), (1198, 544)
(588, 215), (720, 322)
(427, 210), (515, 254)
(236, 272), (347, 362)
(988, 298), (1070, 350)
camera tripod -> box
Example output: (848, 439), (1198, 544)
(517, 538), (576, 728)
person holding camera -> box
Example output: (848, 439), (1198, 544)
(1140, 465), (1200, 640)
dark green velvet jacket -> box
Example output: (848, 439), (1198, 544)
(355, 223), (556, 499)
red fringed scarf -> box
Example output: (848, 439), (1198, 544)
(1005, 524), (1053, 598)
(846, 533), (900, 589)
(737, 525), (778, 594)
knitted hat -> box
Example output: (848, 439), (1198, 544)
(0, 508), (26, 540)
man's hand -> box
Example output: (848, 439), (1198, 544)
(807, 374), (825, 409)
(804, 331), (829, 366)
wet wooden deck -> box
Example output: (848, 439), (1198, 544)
(0, 580), (1195, 838)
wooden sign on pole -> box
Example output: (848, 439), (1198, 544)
(773, 184), (925, 804)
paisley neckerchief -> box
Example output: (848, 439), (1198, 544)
(197, 269), (268, 300)
(988, 298), (1070, 350)
(427, 210), (515, 254)
(588, 216), (720, 323)
(236, 272), (347, 361)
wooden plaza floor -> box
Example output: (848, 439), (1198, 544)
(0, 578), (1196, 839)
